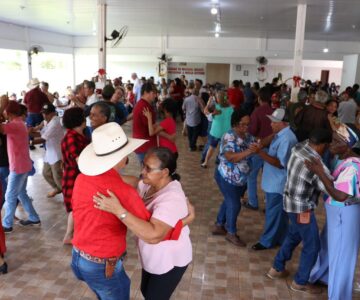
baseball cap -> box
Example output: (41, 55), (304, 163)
(267, 108), (288, 123)
(41, 103), (56, 114)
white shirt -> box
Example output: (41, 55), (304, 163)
(40, 116), (65, 165)
(133, 78), (142, 103)
(86, 93), (100, 106)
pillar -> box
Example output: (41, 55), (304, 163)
(291, 3), (307, 102)
(97, 0), (106, 74)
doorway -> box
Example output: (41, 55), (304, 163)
(206, 63), (230, 87)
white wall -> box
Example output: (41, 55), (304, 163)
(74, 35), (360, 62)
(74, 53), (160, 84)
(229, 61), (343, 87)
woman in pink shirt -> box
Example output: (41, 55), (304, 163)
(94, 147), (192, 300)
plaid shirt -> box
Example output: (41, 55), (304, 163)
(283, 141), (331, 213)
(61, 129), (89, 212)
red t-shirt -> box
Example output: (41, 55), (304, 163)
(227, 88), (244, 109)
(170, 85), (184, 101)
(24, 87), (49, 113)
(132, 99), (157, 154)
(159, 117), (177, 153)
(72, 169), (182, 258)
(127, 91), (135, 106)
(72, 169), (149, 258)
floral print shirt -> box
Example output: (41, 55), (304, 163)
(217, 129), (255, 186)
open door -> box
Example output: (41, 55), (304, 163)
(320, 70), (330, 84)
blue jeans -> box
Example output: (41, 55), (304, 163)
(200, 122), (213, 162)
(71, 249), (130, 300)
(0, 166), (9, 208)
(273, 212), (320, 285)
(2, 171), (40, 228)
(214, 169), (246, 234)
(259, 193), (288, 248)
(247, 154), (263, 208)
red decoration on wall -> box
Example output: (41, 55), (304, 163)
(293, 76), (301, 87)
(98, 68), (106, 76)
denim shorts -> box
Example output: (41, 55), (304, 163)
(208, 134), (221, 148)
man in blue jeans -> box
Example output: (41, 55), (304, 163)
(266, 128), (342, 294)
(249, 109), (297, 250)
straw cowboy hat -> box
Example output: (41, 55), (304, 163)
(78, 122), (147, 176)
(27, 78), (41, 89)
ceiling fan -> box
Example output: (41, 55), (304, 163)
(28, 45), (44, 56)
(105, 26), (129, 47)
(158, 53), (172, 62)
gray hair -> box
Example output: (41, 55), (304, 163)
(315, 90), (329, 104)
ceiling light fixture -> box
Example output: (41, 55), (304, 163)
(215, 33), (220, 38)
(211, 7), (218, 15)
(323, 48), (329, 53)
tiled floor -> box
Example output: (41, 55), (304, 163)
(1, 121), (360, 299)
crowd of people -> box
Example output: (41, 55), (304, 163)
(0, 72), (360, 300)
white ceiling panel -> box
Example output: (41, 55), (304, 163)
(0, 0), (359, 41)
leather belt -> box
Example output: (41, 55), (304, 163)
(73, 247), (126, 264)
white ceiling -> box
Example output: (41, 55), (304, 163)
(0, 0), (359, 41)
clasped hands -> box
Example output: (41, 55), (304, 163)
(248, 140), (263, 154)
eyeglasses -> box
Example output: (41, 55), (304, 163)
(141, 163), (162, 173)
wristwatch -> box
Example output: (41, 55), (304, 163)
(119, 210), (128, 220)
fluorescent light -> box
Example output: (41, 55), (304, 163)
(211, 7), (218, 15)
(215, 23), (221, 33)
(215, 33), (220, 38)
(323, 48), (329, 53)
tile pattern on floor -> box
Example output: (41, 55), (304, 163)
(1, 121), (360, 300)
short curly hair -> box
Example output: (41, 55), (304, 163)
(62, 107), (85, 129)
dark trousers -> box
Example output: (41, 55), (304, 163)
(176, 99), (184, 121)
(141, 266), (188, 300)
(273, 212), (320, 285)
(186, 124), (200, 150)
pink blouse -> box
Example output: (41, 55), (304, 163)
(137, 180), (192, 274)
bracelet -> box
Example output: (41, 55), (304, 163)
(119, 210), (128, 220)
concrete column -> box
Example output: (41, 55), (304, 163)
(291, 3), (307, 102)
(341, 54), (360, 90)
(97, 0), (106, 74)
(25, 27), (32, 80)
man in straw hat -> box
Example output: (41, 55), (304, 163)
(24, 78), (49, 149)
(70, 122), (192, 299)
